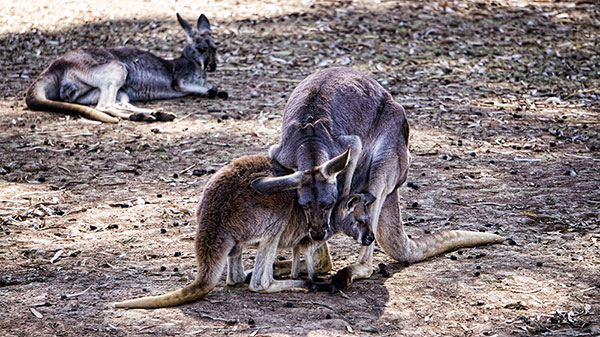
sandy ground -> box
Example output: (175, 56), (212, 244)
(1, 0), (599, 336)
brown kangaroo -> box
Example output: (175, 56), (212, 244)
(25, 13), (227, 123)
(113, 154), (374, 309)
(253, 67), (504, 292)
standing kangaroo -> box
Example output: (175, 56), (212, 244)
(114, 154), (374, 309)
(253, 67), (504, 292)
(26, 13), (227, 123)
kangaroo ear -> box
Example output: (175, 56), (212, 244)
(318, 146), (351, 179)
(197, 14), (212, 34)
(360, 192), (376, 206)
(251, 171), (304, 195)
(344, 194), (362, 210)
(177, 13), (196, 37)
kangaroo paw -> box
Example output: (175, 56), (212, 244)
(217, 90), (229, 100)
(129, 112), (156, 122)
(327, 268), (352, 294)
(152, 111), (177, 122)
(208, 87), (218, 99)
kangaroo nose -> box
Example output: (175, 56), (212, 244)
(309, 228), (326, 241)
(207, 63), (216, 72)
(362, 233), (375, 246)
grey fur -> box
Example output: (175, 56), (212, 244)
(26, 13), (226, 123)
(261, 67), (504, 291)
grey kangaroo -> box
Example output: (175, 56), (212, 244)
(26, 13), (227, 123)
(253, 67), (504, 292)
(113, 154), (374, 309)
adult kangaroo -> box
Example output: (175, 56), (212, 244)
(26, 13), (227, 123)
(114, 154), (374, 309)
(255, 67), (504, 292)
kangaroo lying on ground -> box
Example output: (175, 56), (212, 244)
(114, 154), (374, 309)
(255, 67), (505, 292)
(26, 13), (227, 123)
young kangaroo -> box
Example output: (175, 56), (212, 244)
(26, 13), (227, 123)
(114, 154), (374, 309)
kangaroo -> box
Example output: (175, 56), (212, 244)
(113, 154), (374, 309)
(253, 67), (505, 292)
(25, 13), (227, 123)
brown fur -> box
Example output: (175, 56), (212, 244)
(114, 155), (372, 309)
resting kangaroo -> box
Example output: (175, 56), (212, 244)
(255, 67), (504, 292)
(114, 154), (374, 309)
(26, 13), (227, 123)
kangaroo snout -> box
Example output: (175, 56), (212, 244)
(361, 232), (375, 246)
(309, 228), (327, 241)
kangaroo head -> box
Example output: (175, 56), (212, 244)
(335, 193), (376, 246)
(251, 147), (351, 241)
(177, 13), (217, 73)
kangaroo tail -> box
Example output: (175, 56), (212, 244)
(25, 77), (119, 123)
(113, 277), (214, 309)
(378, 228), (504, 264)
(114, 233), (233, 309)
(409, 230), (504, 262)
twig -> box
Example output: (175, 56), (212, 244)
(510, 288), (542, 294)
(66, 284), (93, 298)
(16, 146), (70, 153)
(199, 314), (237, 325)
(302, 301), (336, 311)
(14, 191), (60, 198)
(179, 164), (196, 175)
(274, 78), (301, 83)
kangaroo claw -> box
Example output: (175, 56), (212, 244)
(152, 111), (177, 122)
(129, 112), (156, 122)
(208, 87), (218, 99)
(217, 90), (229, 100)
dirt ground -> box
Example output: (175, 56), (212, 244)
(1, 0), (599, 336)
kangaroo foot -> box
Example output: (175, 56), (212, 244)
(217, 90), (228, 100)
(152, 111), (177, 122)
(129, 112), (156, 122)
(208, 87), (218, 99)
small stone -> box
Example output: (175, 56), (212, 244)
(325, 314), (332, 319)
(510, 170), (518, 175)
(160, 228), (167, 234)
(536, 261), (543, 267)
(473, 271), (481, 277)
(248, 318), (256, 325)
(37, 176), (46, 183)
(450, 255), (457, 260)
(173, 222), (180, 227)
(173, 173), (179, 179)
(284, 302), (293, 308)
(507, 239), (517, 245)
(173, 267), (179, 272)
(475, 253), (487, 259)
(406, 182), (419, 190)
(89, 225), (97, 231)
(411, 202), (419, 208)
(156, 193), (163, 198)
(160, 266), (166, 272)
(476, 265), (482, 270)
(174, 251), (181, 257)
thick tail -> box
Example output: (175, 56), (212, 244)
(113, 278), (213, 309)
(378, 228), (504, 264)
(25, 77), (119, 123)
(409, 230), (504, 262)
(114, 231), (233, 309)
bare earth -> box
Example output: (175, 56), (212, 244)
(1, 1), (599, 336)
